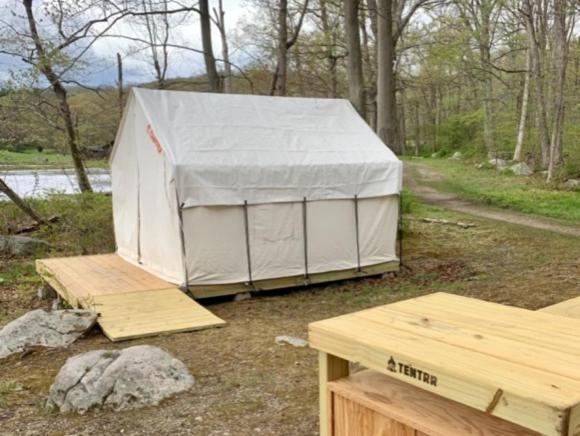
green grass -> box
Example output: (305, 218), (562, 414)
(0, 149), (107, 170)
(413, 158), (580, 224)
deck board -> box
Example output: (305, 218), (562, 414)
(36, 254), (225, 341)
(539, 296), (580, 319)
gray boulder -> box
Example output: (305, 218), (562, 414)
(0, 309), (97, 359)
(564, 179), (580, 190)
(489, 158), (508, 169)
(48, 345), (194, 413)
(448, 151), (462, 160)
(510, 162), (533, 176)
(0, 235), (50, 256)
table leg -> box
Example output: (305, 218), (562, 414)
(319, 351), (349, 436)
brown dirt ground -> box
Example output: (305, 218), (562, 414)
(1, 203), (580, 435)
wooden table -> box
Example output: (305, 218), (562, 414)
(308, 292), (580, 436)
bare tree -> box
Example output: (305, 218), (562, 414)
(21, 0), (93, 192)
(271, 0), (310, 95)
(455, 0), (504, 155)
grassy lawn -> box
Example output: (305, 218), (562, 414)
(0, 149), (108, 170)
(1, 192), (579, 434)
(408, 157), (580, 224)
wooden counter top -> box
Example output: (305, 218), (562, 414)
(309, 292), (580, 435)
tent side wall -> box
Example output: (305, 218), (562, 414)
(182, 195), (399, 297)
(111, 96), (139, 262)
(112, 97), (184, 285)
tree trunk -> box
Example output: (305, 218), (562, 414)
(0, 178), (43, 224)
(376, 0), (400, 153)
(547, 0), (569, 181)
(215, 0), (232, 93)
(344, 0), (366, 117)
(272, 0), (289, 95)
(479, 2), (495, 154)
(523, 0), (550, 168)
(513, 50), (530, 162)
(200, 0), (220, 92)
(22, 0), (92, 193)
(117, 53), (124, 118)
(320, 0), (337, 98)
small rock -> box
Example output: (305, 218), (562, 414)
(275, 335), (308, 348)
(489, 158), (508, 169)
(448, 151), (462, 160)
(510, 162), (533, 176)
(0, 235), (50, 256)
(474, 163), (484, 169)
(234, 292), (252, 302)
(564, 179), (580, 190)
(48, 345), (194, 413)
(431, 151), (443, 158)
(0, 309), (97, 359)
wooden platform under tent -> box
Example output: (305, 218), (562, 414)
(36, 252), (399, 341)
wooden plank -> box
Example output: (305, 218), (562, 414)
(332, 391), (410, 436)
(539, 296), (580, 319)
(190, 260), (399, 299)
(319, 352), (349, 436)
(329, 370), (538, 436)
(309, 293), (580, 435)
(36, 254), (226, 342)
(88, 289), (225, 342)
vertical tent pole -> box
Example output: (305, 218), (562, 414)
(243, 200), (254, 287)
(354, 195), (361, 272)
(302, 197), (310, 284)
(136, 181), (142, 264)
(176, 193), (189, 292)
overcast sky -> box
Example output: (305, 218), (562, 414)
(0, 0), (249, 86)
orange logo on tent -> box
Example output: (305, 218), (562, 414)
(146, 123), (163, 154)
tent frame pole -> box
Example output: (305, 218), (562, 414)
(176, 196), (189, 292)
(302, 197), (310, 285)
(354, 195), (362, 273)
(243, 200), (254, 288)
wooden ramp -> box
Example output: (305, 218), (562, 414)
(36, 254), (225, 341)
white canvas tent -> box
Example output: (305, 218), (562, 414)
(110, 88), (402, 298)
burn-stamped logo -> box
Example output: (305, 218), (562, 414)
(387, 356), (438, 387)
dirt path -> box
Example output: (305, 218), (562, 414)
(405, 162), (580, 238)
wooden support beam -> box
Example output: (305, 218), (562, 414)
(319, 351), (349, 436)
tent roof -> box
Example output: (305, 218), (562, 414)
(127, 88), (402, 207)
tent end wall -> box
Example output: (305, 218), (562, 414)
(188, 260), (399, 299)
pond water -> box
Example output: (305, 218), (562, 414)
(0, 168), (111, 199)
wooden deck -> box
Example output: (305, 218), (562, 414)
(36, 254), (225, 341)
